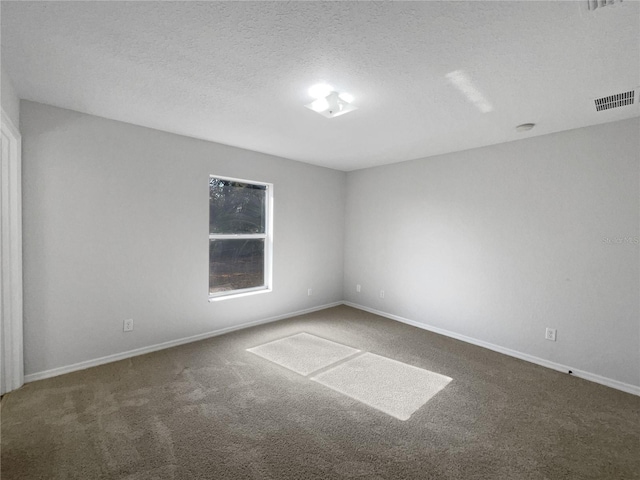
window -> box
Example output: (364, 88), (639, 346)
(209, 176), (272, 300)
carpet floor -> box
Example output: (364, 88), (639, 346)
(1, 305), (639, 479)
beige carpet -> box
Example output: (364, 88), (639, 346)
(1, 305), (639, 479)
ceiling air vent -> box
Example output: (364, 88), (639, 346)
(594, 90), (635, 112)
(587, 0), (622, 10)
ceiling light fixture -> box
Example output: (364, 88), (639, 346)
(305, 84), (357, 118)
(308, 83), (333, 99)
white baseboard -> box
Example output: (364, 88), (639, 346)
(343, 301), (640, 397)
(24, 300), (640, 397)
(24, 302), (343, 383)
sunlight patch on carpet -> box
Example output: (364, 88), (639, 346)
(247, 333), (360, 376)
(311, 352), (452, 421)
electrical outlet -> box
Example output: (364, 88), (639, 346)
(307, 288), (312, 296)
(379, 290), (385, 299)
(545, 328), (556, 342)
(356, 284), (361, 293)
(123, 319), (134, 332)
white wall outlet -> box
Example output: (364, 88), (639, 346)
(307, 288), (312, 296)
(356, 284), (361, 293)
(545, 328), (556, 341)
(123, 318), (134, 332)
(379, 290), (385, 299)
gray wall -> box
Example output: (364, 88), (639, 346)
(20, 99), (640, 389)
(1, 64), (20, 127)
(344, 118), (640, 388)
(21, 101), (345, 375)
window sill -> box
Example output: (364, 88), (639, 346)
(208, 287), (272, 302)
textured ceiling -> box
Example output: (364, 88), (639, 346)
(2, 1), (639, 171)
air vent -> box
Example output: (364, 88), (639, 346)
(594, 91), (635, 112)
(587, 0), (622, 10)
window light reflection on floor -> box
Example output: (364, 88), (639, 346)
(247, 333), (452, 421)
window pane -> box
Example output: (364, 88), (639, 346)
(209, 179), (266, 234)
(209, 239), (265, 294)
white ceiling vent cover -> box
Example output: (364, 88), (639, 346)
(594, 90), (635, 112)
(587, 0), (622, 10)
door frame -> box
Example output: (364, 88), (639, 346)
(1, 107), (23, 395)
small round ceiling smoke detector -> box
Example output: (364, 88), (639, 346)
(516, 123), (536, 132)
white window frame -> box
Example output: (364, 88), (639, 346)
(208, 175), (273, 301)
